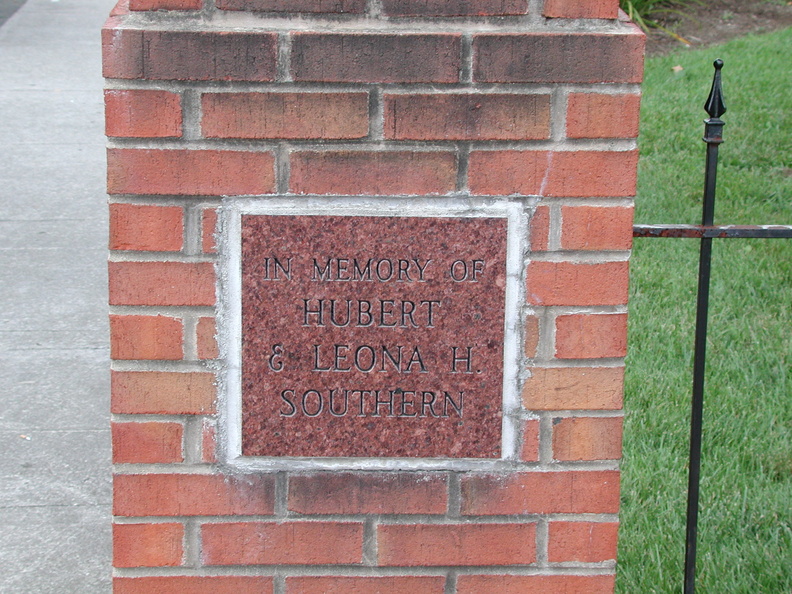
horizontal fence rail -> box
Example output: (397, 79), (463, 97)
(634, 224), (792, 239)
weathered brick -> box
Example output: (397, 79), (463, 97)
(201, 418), (217, 463)
(457, 575), (615, 593)
(111, 371), (216, 415)
(521, 419), (540, 462)
(196, 317), (219, 360)
(567, 93), (641, 138)
(114, 474), (276, 516)
(107, 148), (275, 196)
(290, 151), (456, 195)
(286, 576), (445, 593)
(288, 473), (447, 515)
(460, 471), (620, 515)
(553, 416), (623, 460)
(468, 150), (639, 197)
(543, 0), (619, 19)
(109, 261), (215, 306)
(383, 0), (528, 16)
(524, 314), (540, 358)
(530, 204), (550, 251)
(130, 0), (201, 9)
(218, 0), (365, 11)
(109, 203), (183, 252)
(105, 90), (181, 138)
(112, 421), (184, 464)
(202, 92), (369, 140)
(555, 313), (628, 359)
(378, 523), (536, 566)
(561, 205), (634, 250)
(291, 34), (461, 83)
(114, 576), (274, 594)
(113, 522), (183, 567)
(526, 261), (629, 306)
(201, 208), (218, 254)
(110, 315), (183, 360)
(523, 366), (624, 410)
(384, 93), (550, 140)
(202, 522), (363, 565)
(102, 28), (144, 79)
(103, 30), (278, 81)
(548, 521), (619, 562)
(473, 33), (645, 83)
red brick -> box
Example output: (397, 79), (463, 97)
(112, 421), (184, 464)
(561, 205), (634, 250)
(524, 315), (540, 358)
(290, 151), (456, 195)
(202, 418), (217, 463)
(202, 522), (362, 565)
(109, 261), (215, 306)
(114, 474), (276, 516)
(460, 470), (620, 515)
(288, 473), (447, 515)
(553, 416), (623, 460)
(521, 419), (540, 462)
(378, 523), (536, 566)
(103, 29), (277, 81)
(384, 93), (550, 140)
(468, 150), (638, 197)
(109, 204), (183, 252)
(197, 317), (219, 360)
(555, 313), (627, 359)
(286, 576), (445, 593)
(114, 576), (274, 594)
(291, 34), (461, 83)
(105, 90), (182, 138)
(130, 0), (201, 9)
(526, 261), (629, 306)
(567, 93), (641, 138)
(543, 0), (618, 19)
(383, 0), (528, 16)
(102, 28), (144, 79)
(113, 522), (183, 567)
(473, 33), (645, 83)
(202, 208), (218, 253)
(522, 367), (624, 410)
(530, 204), (550, 251)
(548, 521), (619, 562)
(107, 148), (275, 196)
(111, 371), (216, 415)
(457, 575), (615, 593)
(110, 315), (183, 360)
(218, 0), (365, 11)
(202, 92), (369, 140)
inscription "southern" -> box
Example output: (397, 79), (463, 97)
(280, 387), (463, 418)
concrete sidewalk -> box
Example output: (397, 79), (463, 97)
(0, 0), (115, 590)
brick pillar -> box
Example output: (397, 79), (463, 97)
(105, 0), (643, 591)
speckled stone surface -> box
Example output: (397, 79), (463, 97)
(240, 216), (506, 458)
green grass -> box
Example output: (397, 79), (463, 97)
(617, 28), (792, 592)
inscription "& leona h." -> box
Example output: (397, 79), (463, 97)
(240, 216), (507, 459)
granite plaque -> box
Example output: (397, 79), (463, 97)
(240, 215), (507, 458)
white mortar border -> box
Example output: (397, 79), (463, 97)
(217, 196), (528, 471)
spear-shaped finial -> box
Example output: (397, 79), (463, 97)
(704, 59), (726, 119)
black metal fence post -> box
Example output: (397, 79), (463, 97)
(684, 58), (726, 594)
(632, 59), (792, 593)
